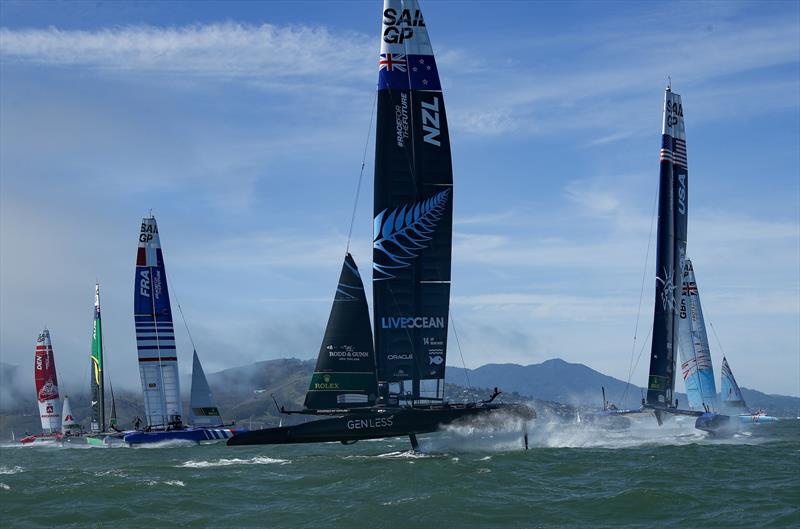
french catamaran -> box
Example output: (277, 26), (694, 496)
(229, 0), (534, 450)
(20, 329), (63, 444)
(124, 216), (239, 444)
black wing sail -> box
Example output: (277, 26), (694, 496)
(647, 88), (688, 408)
(305, 254), (378, 410)
(373, 0), (453, 402)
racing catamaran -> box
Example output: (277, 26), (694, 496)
(229, 0), (534, 450)
(20, 329), (63, 444)
(719, 357), (778, 424)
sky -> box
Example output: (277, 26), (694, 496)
(1, 1), (798, 399)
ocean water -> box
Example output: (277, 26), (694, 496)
(1, 418), (798, 529)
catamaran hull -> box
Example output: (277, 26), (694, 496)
(228, 404), (534, 446)
(736, 414), (778, 425)
(124, 427), (241, 445)
(695, 412), (738, 437)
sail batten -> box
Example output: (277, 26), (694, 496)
(134, 216), (182, 429)
(373, 0), (453, 399)
(646, 88), (688, 408)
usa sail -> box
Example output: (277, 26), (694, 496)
(188, 350), (224, 427)
(305, 253), (378, 410)
(720, 357), (747, 411)
(677, 259), (717, 411)
(90, 283), (106, 433)
(646, 87), (688, 409)
(134, 216), (182, 429)
(373, 0), (453, 402)
(34, 329), (61, 434)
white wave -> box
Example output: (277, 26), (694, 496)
(132, 439), (197, 449)
(177, 456), (290, 468)
(164, 480), (185, 487)
(0, 466), (24, 475)
(0, 483), (10, 491)
(375, 450), (432, 459)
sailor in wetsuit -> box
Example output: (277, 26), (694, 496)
(483, 387), (502, 403)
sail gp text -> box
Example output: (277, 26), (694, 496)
(346, 415), (394, 430)
(382, 8), (425, 44)
(381, 316), (445, 329)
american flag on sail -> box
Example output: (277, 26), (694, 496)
(660, 135), (687, 168)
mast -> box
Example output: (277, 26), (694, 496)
(305, 253), (378, 410)
(677, 259), (718, 411)
(188, 350), (223, 427)
(372, 0), (453, 403)
(134, 216), (182, 429)
(34, 328), (61, 434)
(646, 87), (688, 409)
(90, 283), (106, 433)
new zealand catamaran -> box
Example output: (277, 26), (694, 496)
(229, 0), (534, 450)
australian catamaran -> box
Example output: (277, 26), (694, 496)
(229, 0), (534, 450)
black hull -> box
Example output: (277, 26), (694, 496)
(228, 404), (534, 446)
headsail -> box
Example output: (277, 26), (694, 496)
(720, 357), (748, 412)
(373, 0), (453, 402)
(61, 396), (80, 435)
(305, 253), (378, 410)
(646, 87), (688, 408)
(677, 259), (717, 411)
(34, 329), (61, 434)
(134, 216), (182, 429)
(90, 283), (106, 433)
(188, 350), (223, 427)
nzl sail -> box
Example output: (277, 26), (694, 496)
(305, 253), (378, 410)
(134, 216), (182, 429)
(34, 329), (61, 434)
(720, 357), (748, 411)
(373, 0), (453, 402)
(90, 283), (106, 433)
(646, 87), (688, 409)
(188, 350), (223, 427)
(677, 259), (717, 411)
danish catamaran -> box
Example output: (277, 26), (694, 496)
(229, 0), (534, 450)
(20, 329), (63, 444)
(125, 216), (239, 444)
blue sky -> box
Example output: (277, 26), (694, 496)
(1, 1), (798, 397)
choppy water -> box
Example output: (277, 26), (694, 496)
(1, 418), (798, 528)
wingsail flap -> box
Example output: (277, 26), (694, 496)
(134, 216), (182, 429)
(373, 0), (452, 400)
(647, 88), (688, 408)
(189, 350), (223, 427)
(677, 259), (718, 411)
(305, 253), (378, 410)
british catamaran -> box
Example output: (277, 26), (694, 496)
(125, 216), (240, 444)
(20, 329), (63, 444)
(229, 0), (534, 450)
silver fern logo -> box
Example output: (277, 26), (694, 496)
(656, 268), (678, 313)
(373, 189), (450, 280)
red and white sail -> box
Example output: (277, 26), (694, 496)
(35, 328), (61, 434)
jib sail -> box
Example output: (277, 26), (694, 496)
(134, 216), (182, 429)
(305, 253), (378, 410)
(677, 259), (718, 411)
(372, 0), (453, 402)
(646, 87), (688, 408)
(34, 328), (61, 434)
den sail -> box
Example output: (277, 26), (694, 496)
(21, 328), (63, 443)
(228, 0), (534, 450)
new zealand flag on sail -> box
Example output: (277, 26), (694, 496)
(378, 54), (441, 91)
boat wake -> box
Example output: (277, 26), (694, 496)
(0, 465), (24, 475)
(177, 456), (291, 468)
(131, 439), (198, 449)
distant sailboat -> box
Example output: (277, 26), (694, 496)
(124, 215), (240, 444)
(229, 0), (534, 450)
(720, 357), (778, 424)
(20, 329), (63, 444)
(188, 350), (225, 428)
(61, 396), (81, 436)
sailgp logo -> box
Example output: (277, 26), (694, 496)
(373, 189), (450, 280)
(656, 268), (678, 313)
(381, 316), (445, 329)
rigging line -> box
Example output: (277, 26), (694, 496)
(621, 182), (659, 405)
(346, 91), (378, 253)
(708, 320), (727, 358)
(448, 309), (471, 390)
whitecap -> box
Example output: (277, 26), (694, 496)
(177, 456), (290, 468)
(0, 466), (24, 475)
(0, 483), (10, 491)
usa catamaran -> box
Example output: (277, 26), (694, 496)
(229, 0), (534, 450)
(20, 329), (63, 444)
(125, 216), (240, 444)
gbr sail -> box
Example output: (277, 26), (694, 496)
(677, 259), (717, 411)
(373, 0), (453, 402)
(90, 283), (105, 433)
(34, 329), (61, 434)
(134, 216), (182, 429)
(305, 253), (378, 410)
(646, 87), (688, 409)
